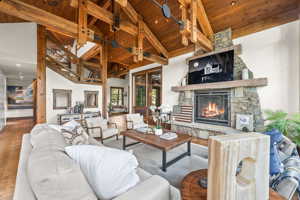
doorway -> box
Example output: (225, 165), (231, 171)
(132, 67), (162, 122)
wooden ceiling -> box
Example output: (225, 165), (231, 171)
(0, 0), (299, 72)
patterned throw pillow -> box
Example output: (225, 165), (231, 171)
(62, 125), (89, 145)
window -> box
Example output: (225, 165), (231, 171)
(84, 91), (99, 108)
(53, 89), (72, 109)
(110, 87), (124, 106)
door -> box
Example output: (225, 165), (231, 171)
(132, 67), (162, 123)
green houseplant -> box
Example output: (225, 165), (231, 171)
(264, 109), (300, 146)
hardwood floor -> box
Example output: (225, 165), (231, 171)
(0, 118), (34, 200)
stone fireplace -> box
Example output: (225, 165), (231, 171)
(171, 29), (268, 139)
(194, 90), (230, 126)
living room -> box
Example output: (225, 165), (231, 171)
(0, 0), (299, 200)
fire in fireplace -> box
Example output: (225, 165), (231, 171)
(194, 90), (230, 126)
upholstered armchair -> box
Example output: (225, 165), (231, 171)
(126, 114), (148, 130)
(85, 117), (119, 143)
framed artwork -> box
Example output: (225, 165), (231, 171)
(84, 91), (99, 108)
(53, 89), (72, 109)
(7, 85), (33, 109)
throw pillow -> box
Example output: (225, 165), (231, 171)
(62, 126), (89, 145)
(65, 145), (140, 200)
(62, 120), (81, 131)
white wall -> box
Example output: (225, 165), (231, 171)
(234, 20), (300, 114)
(107, 77), (129, 109)
(46, 68), (102, 124)
(129, 20), (300, 115)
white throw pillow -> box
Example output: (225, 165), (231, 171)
(49, 124), (63, 132)
(63, 120), (81, 131)
(65, 145), (140, 200)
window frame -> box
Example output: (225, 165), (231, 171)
(110, 87), (124, 106)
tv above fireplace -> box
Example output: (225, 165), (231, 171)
(188, 50), (234, 84)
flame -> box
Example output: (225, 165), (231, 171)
(202, 102), (225, 118)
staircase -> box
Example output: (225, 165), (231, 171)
(46, 33), (101, 85)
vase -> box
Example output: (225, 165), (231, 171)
(155, 128), (163, 136)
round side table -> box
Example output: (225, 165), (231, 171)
(181, 169), (284, 200)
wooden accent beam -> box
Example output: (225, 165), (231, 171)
(144, 53), (168, 65)
(115, 0), (127, 7)
(36, 25), (47, 124)
(81, 45), (101, 60)
(100, 44), (108, 118)
(191, 0), (198, 43)
(196, 0), (214, 38)
(0, 0), (97, 41)
(71, 0), (169, 58)
(78, 0), (88, 46)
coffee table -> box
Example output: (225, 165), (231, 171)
(121, 130), (192, 172)
(181, 169), (284, 200)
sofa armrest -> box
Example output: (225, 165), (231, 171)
(113, 175), (171, 200)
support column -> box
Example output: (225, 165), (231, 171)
(100, 43), (108, 119)
(36, 25), (47, 123)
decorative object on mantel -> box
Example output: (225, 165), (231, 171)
(242, 68), (249, 80)
(236, 114), (254, 132)
(57, 111), (100, 125)
(208, 133), (270, 200)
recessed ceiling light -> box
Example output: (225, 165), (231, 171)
(16, 63), (21, 67)
(230, 1), (237, 6)
(154, 19), (159, 24)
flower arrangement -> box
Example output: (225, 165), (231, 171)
(149, 104), (172, 130)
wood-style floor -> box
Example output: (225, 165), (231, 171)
(0, 118), (34, 200)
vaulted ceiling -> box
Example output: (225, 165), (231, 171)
(0, 0), (298, 72)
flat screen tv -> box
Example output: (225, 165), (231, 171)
(188, 50), (234, 84)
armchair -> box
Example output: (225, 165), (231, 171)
(85, 117), (119, 143)
(126, 114), (148, 130)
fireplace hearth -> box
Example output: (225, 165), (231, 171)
(194, 90), (231, 126)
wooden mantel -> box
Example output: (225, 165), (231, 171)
(171, 78), (268, 92)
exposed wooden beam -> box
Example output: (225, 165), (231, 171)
(120, 1), (169, 58)
(36, 25), (46, 124)
(71, 0), (169, 58)
(196, 0), (214, 38)
(115, 0), (127, 7)
(81, 45), (101, 60)
(78, 0), (88, 46)
(83, 61), (101, 69)
(0, 0), (96, 40)
(190, 0), (198, 43)
(144, 53), (168, 65)
(100, 44), (108, 118)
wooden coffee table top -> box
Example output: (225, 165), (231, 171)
(121, 130), (192, 151)
(181, 169), (284, 200)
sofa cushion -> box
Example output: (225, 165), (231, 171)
(65, 145), (140, 200)
(61, 126), (89, 145)
(27, 148), (97, 200)
(30, 124), (67, 150)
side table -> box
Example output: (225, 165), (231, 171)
(181, 169), (284, 200)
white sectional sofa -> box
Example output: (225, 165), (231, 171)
(13, 125), (181, 200)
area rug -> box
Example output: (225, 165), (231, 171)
(105, 138), (209, 188)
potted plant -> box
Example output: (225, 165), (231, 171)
(149, 105), (172, 135)
(264, 109), (300, 148)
